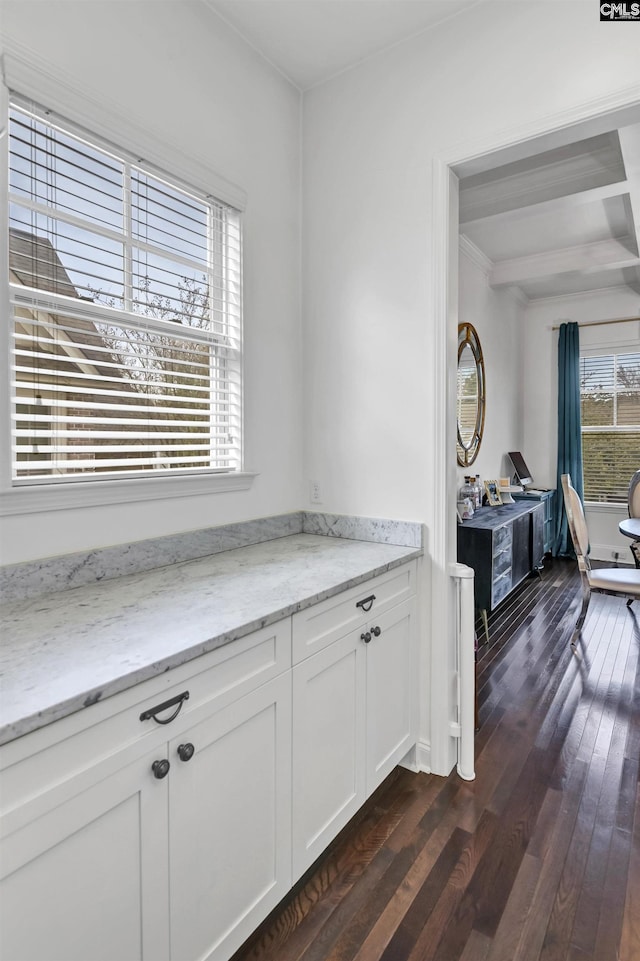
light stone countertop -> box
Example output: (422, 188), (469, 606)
(0, 533), (421, 746)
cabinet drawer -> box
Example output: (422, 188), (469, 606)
(492, 545), (512, 579)
(0, 619), (291, 821)
(492, 525), (512, 555)
(492, 570), (512, 606)
(292, 561), (416, 664)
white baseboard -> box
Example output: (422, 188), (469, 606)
(590, 542), (635, 564)
(414, 738), (432, 774)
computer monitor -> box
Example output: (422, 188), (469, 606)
(508, 451), (533, 486)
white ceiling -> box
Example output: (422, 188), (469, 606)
(201, 0), (640, 304)
(203, 0), (482, 90)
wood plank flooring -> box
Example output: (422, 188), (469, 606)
(230, 557), (640, 961)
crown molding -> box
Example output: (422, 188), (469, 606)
(458, 233), (493, 276)
(508, 286), (530, 310)
(524, 284), (640, 309)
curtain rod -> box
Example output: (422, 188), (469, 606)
(552, 315), (640, 331)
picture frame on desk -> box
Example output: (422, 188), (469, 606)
(484, 479), (502, 506)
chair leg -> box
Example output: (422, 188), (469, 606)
(481, 609), (489, 645)
(571, 582), (592, 647)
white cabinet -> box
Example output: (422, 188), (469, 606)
(168, 672), (291, 961)
(0, 558), (418, 961)
(0, 742), (170, 961)
(0, 619), (291, 961)
(365, 596), (417, 793)
(291, 564), (417, 878)
(292, 631), (366, 876)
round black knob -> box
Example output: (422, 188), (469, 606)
(177, 742), (195, 762)
(152, 759), (170, 779)
(361, 631), (372, 644)
(371, 625), (381, 637)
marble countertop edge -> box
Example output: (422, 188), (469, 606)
(0, 538), (422, 746)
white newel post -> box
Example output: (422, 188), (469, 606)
(450, 561), (476, 781)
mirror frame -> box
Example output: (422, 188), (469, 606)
(456, 322), (486, 467)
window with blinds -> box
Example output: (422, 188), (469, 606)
(580, 350), (640, 503)
(8, 100), (242, 482)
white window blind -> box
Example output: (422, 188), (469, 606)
(8, 100), (242, 483)
(580, 350), (640, 503)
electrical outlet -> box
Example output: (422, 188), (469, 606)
(310, 480), (322, 503)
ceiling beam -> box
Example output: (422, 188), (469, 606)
(618, 124), (640, 257)
(489, 236), (640, 288)
(460, 180), (629, 228)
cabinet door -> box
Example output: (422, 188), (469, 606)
(292, 632), (366, 879)
(531, 503), (545, 568)
(511, 512), (531, 587)
(366, 598), (417, 794)
(0, 745), (169, 961)
(168, 672), (292, 961)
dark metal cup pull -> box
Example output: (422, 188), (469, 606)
(356, 594), (376, 613)
(140, 690), (190, 725)
(152, 759), (170, 779)
(177, 742), (195, 762)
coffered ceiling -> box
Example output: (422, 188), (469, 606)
(458, 125), (640, 302)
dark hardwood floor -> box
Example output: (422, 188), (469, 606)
(231, 557), (640, 961)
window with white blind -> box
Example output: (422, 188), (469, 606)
(8, 99), (243, 484)
(580, 349), (640, 504)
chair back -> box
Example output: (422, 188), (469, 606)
(629, 470), (640, 519)
(561, 474), (591, 569)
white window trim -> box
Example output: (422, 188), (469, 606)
(583, 501), (629, 513)
(0, 472), (258, 516)
(0, 46), (256, 514)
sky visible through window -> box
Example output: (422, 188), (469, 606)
(9, 107), (214, 326)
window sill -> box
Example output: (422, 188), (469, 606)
(583, 501), (627, 514)
(0, 472), (258, 516)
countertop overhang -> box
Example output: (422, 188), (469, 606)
(0, 534), (421, 746)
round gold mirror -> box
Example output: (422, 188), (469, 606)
(456, 322), (485, 467)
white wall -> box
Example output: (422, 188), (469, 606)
(301, 0), (640, 769)
(457, 248), (525, 494)
(0, 0), (302, 564)
(302, 0), (640, 530)
(523, 288), (640, 561)
(303, 0), (640, 524)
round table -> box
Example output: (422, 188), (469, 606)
(619, 517), (640, 539)
(620, 517), (640, 569)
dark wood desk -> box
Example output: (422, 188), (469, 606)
(457, 501), (545, 641)
(512, 489), (556, 554)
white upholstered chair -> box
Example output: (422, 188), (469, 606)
(629, 470), (640, 518)
(629, 470), (640, 569)
(561, 473), (640, 646)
